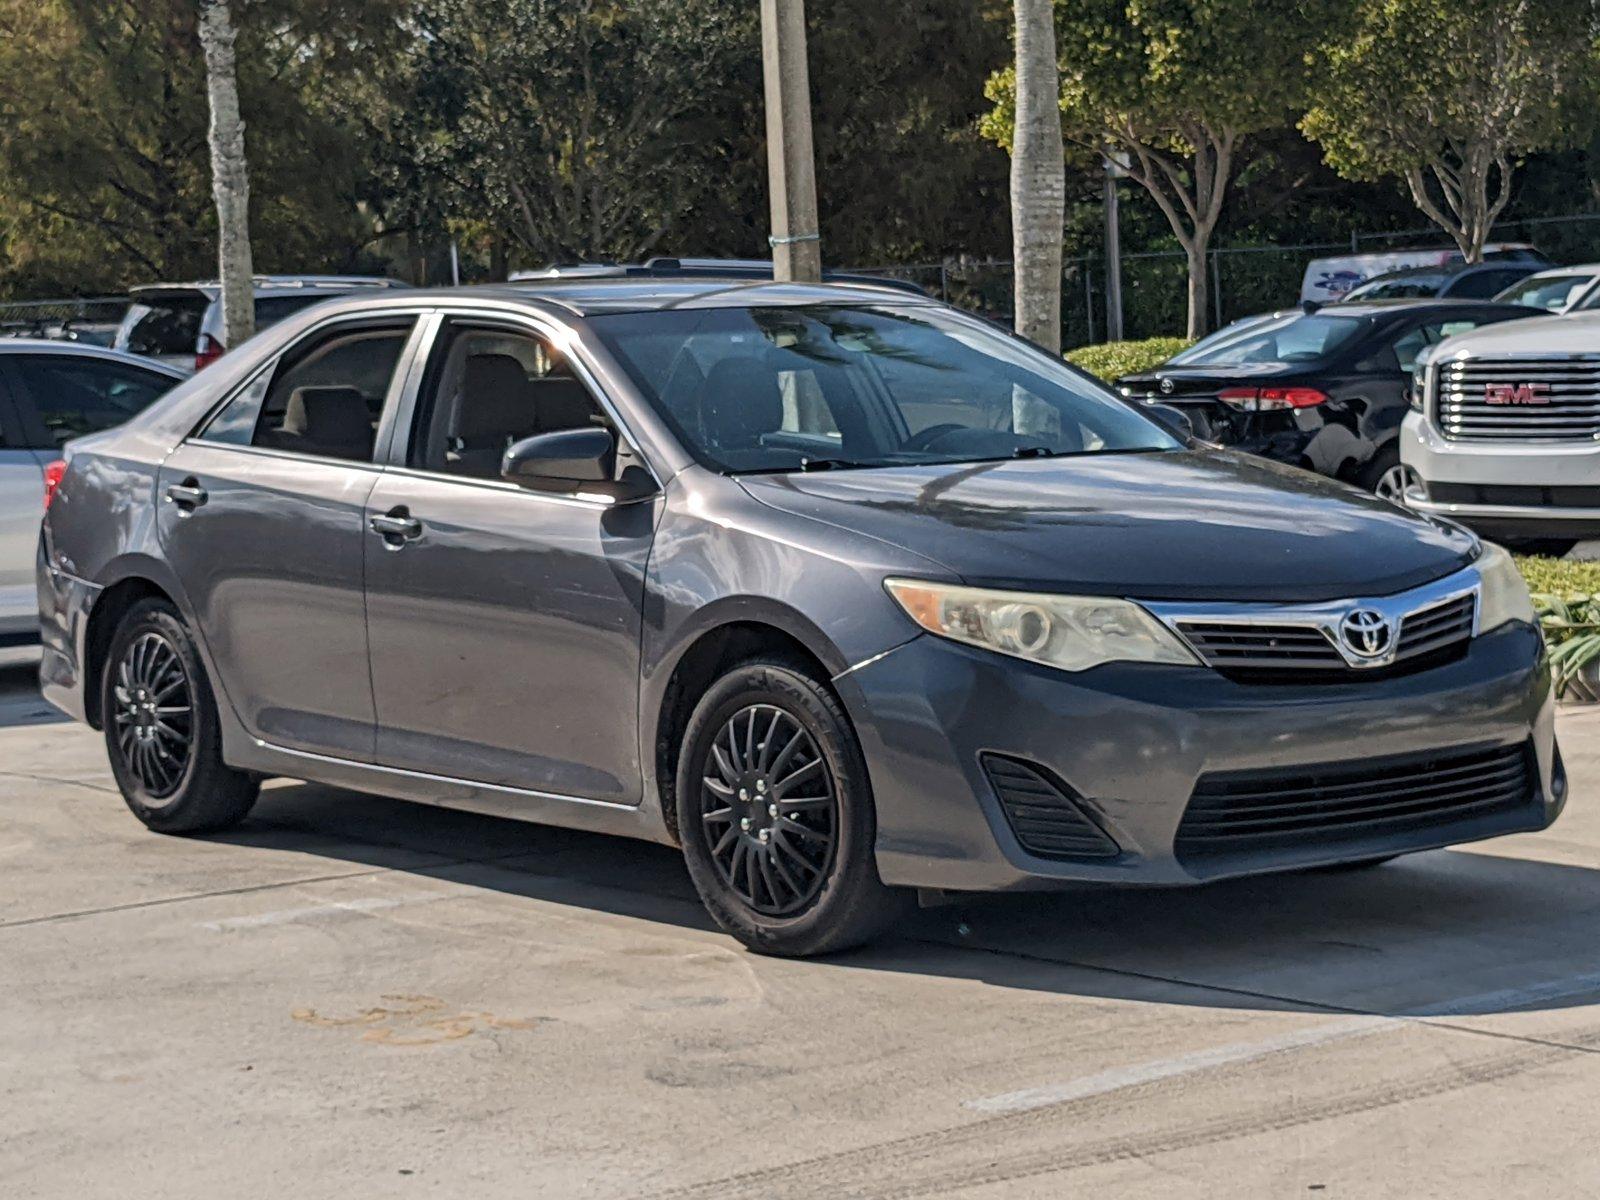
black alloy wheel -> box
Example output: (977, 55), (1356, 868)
(110, 630), (195, 799)
(699, 703), (838, 916)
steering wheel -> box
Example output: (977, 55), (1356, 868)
(902, 423), (970, 453)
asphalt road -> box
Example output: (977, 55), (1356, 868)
(4, 661), (1600, 1199)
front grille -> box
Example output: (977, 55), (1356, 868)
(1175, 592), (1475, 678)
(1436, 357), (1600, 442)
(982, 755), (1120, 860)
(1175, 742), (1534, 862)
(1428, 483), (1600, 508)
(1175, 622), (1345, 671)
(1395, 593), (1475, 660)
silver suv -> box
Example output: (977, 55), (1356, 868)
(1401, 311), (1600, 555)
(0, 342), (182, 659)
(114, 275), (409, 372)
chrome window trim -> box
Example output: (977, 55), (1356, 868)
(166, 439), (389, 476)
(1143, 564), (1483, 671)
(378, 463), (639, 510)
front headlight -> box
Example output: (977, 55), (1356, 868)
(1408, 347), (1434, 413)
(1476, 542), (1535, 632)
(884, 579), (1200, 672)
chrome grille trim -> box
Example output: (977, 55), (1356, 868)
(1146, 565), (1481, 675)
(1434, 355), (1600, 443)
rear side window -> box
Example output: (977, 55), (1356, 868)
(199, 321), (413, 463)
(121, 298), (206, 356)
(7, 355), (175, 448)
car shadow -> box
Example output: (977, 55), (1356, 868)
(0, 661), (67, 728)
(210, 777), (1600, 1022)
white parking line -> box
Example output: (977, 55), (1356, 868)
(964, 968), (1600, 1115)
(198, 895), (427, 931)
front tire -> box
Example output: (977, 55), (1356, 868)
(676, 657), (907, 956)
(102, 599), (258, 834)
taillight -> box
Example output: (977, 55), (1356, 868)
(43, 459), (66, 510)
(1217, 386), (1329, 412)
(195, 333), (226, 371)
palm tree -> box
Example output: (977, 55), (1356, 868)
(198, 0), (254, 348)
(1009, 0), (1064, 353)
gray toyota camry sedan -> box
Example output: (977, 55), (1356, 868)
(37, 279), (1563, 956)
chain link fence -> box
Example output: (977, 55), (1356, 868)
(853, 211), (1600, 350)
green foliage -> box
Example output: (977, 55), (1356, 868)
(0, 0), (402, 297)
(1302, 0), (1599, 256)
(1529, 586), (1600, 700)
(1066, 337), (1192, 380)
(1517, 555), (1600, 597)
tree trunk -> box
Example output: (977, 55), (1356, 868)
(1009, 0), (1064, 352)
(1185, 241), (1208, 340)
(198, 0), (254, 350)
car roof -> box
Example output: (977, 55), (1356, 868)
(1514, 263), (1600, 280)
(129, 276), (410, 300)
(1319, 298), (1530, 316)
(304, 278), (943, 319)
(0, 338), (188, 375)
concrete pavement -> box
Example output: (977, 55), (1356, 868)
(4, 661), (1600, 1198)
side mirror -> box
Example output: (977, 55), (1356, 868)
(1144, 402), (1194, 440)
(501, 427), (616, 488)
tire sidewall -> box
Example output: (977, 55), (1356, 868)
(676, 659), (885, 956)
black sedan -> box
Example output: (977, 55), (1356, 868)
(1117, 300), (1540, 500)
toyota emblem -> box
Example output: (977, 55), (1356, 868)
(1339, 608), (1392, 659)
(1159, 377), (1175, 395)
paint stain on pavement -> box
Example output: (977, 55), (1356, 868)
(291, 993), (540, 1046)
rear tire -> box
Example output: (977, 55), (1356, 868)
(102, 599), (258, 834)
(675, 656), (908, 956)
(1358, 445), (1418, 505)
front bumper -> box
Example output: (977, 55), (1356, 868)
(840, 622), (1559, 892)
(1401, 411), (1600, 538)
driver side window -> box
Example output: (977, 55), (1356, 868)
(409, 323), (609, 480)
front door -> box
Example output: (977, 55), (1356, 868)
(156, 317), (420, 760)
(363, 318), (657, 802)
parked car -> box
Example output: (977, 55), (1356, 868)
(1116, 299), (1541, 499)
(1340, 261), (1544, 303)
(1300, 244), (1547, 304)
(510, 256), (929, 295)
(1402, 310), (1600, 556)
(1, 342), (184, 657)
(39, 280), (1560, 955)
(114, 275), (410, 372)
(1491, 263), (1600, 313)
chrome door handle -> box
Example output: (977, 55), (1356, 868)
(369, 510), (423, 542)
(165, 480), (208, 511)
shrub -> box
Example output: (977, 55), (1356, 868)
(1066, 337), (1193, 382)
(1521, 556), (1600, 700)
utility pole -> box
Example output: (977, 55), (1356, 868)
(1103, 147), (1128, 343)
(760, 0), (822, 282)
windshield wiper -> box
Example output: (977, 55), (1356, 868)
(797, 456), (866, 472)
(1012, 445), (1056, 459)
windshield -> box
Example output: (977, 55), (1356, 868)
(589, 304), (1179, 473)
(120, 298), (205, 355)
(1500, 274), (1596, 311)
(1167, 312), (1298, 364)
(1346, 274), (1444, 300)
(1174, 313), (1371, 367)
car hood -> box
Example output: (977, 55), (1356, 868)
(1429, 309), (1600, 355)
(737, 450), (1476, 602)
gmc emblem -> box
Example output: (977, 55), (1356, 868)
(1483, 382), (1551, 405)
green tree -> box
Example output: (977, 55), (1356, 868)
(985, 0), (1324, 337)
(366, 0), (758, 268)
(0, 0), (399, 298)
(1302, 0), (1599, 263)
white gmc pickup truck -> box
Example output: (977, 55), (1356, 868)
(1401, 311), (1600, 556)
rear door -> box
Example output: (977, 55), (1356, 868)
(0, 375), (43, 642)
(155, 315), (427, 760)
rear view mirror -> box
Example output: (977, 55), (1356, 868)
(1144, 402), (1194, 440)
(501, 428), (616, 487)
